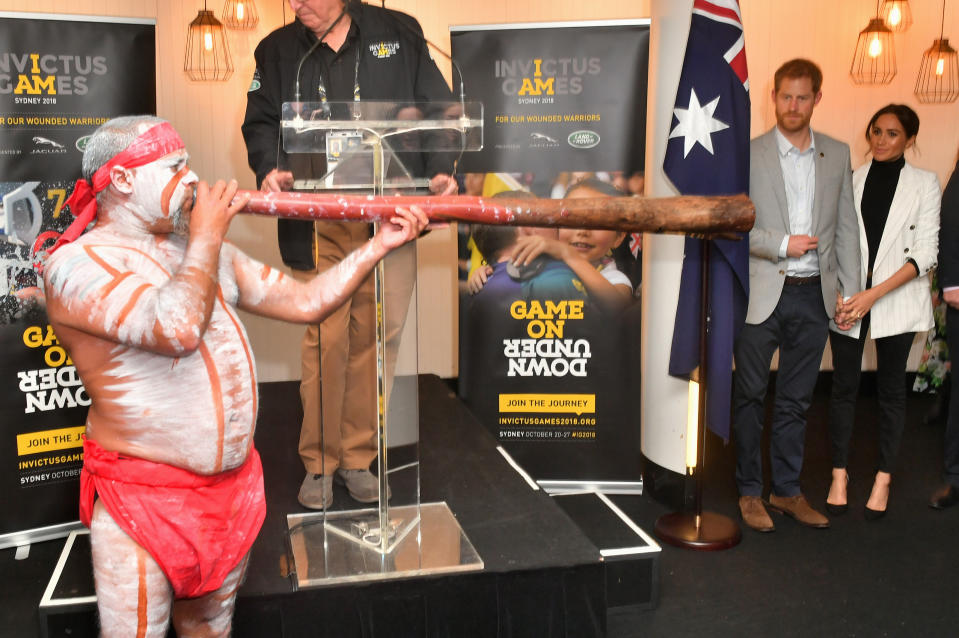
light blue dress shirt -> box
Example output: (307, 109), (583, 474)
(775, 127), (820, 277)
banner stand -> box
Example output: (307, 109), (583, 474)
(0, 521), (83, 553)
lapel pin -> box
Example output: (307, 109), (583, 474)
(819, 152), (824, 158)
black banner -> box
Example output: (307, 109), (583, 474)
(0, 13), (155, 543)
(451, 20), (648, 487)
(450, 20), (649, 175)
(459, 260), (641, 483)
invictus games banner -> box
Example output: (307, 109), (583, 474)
(0, 12), (155, 545)
(459, 257), (641, 488)
(451, 20), (648, 490)
(450, 20), (649, 175)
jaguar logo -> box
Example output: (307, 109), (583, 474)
(32, 136), (65, 149)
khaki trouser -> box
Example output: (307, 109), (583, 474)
(296, 221), (377, 475)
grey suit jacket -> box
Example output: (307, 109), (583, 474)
(745, 127), (862, 324)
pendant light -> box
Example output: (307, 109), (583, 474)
(850, 2), (896, 85)
(880, 0), (913, 32)
(915, 0), (959, 103)
(222, 0), (259, 30)
(184, 1), (234, 81)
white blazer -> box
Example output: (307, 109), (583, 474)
(834, 160), (940, 339)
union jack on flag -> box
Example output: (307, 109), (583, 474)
(663, 0), (750, 441)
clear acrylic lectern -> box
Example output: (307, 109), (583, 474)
(281, 101), (485, 586)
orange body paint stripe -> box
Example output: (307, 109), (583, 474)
(85, 245), (122, 278)
(86, 244), (173, 278)
(161, 166), (190, 218)
(216, 290), (258, 450)
(117, 283), (151, 328)
(101, 271), (135, 297)
(199, 341), (226, 472)
(136, 547), (148, 638)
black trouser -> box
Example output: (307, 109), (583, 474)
(828, 313), (915, 473)
(734, 284), (829, 497)
(945, 306), (959, 487)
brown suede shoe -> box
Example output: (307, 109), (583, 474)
(738, 495), (775, 532)
(767, 493), (830, 528)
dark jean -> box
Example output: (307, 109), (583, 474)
(734, 284), (829, 497)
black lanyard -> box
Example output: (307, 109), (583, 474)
(316, 43), (361, 109)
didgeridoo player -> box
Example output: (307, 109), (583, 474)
(41, 115), (428, 638)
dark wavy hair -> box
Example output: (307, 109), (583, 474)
(865, 103), (920, 143)
(470, 190), (534, 262)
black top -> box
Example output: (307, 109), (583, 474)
(241, 3), (453, 269)
(861, 155), (905, 276)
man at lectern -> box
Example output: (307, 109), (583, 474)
(242, 0), (457, 510)
(42, 115), (428, 637)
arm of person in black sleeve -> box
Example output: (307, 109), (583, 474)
(242, 39), (287, 191)
(398, 13), (457, 192)
(241, 30), (312, 270)
(940, 163), (959, 298)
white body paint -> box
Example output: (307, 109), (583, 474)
(45, 232), (257, 474)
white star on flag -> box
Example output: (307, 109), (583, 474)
(668, 87), (729, 158)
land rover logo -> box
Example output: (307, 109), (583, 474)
(75, 135), (92, 152)
(568, 130), (600, 149)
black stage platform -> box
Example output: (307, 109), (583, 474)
(6, 376), (641, 638)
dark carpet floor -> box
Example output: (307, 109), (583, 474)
(607, 375), (959, 638)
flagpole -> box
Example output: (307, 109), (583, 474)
(654, 238), (741, 550)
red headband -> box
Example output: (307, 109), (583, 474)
(48, 122), (185, 254)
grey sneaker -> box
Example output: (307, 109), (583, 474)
(298, 473), (333, 510)
(335, 468), (391, 503)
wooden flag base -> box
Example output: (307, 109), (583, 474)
(654, 511), (741, 551)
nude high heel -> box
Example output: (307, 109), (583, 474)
(825, 469), (849, 515)
(864, 472), (890, 521)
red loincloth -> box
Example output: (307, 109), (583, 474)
(79, 437), (266, 599)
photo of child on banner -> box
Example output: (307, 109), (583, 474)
(459, 181), (638, 483)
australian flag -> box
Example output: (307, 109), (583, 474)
(663, 0), (750, 441)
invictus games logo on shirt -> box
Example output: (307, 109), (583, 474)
(370, 41), (400, 59)
(567, 130), (600, 149)
(248, 68), (261, 92)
